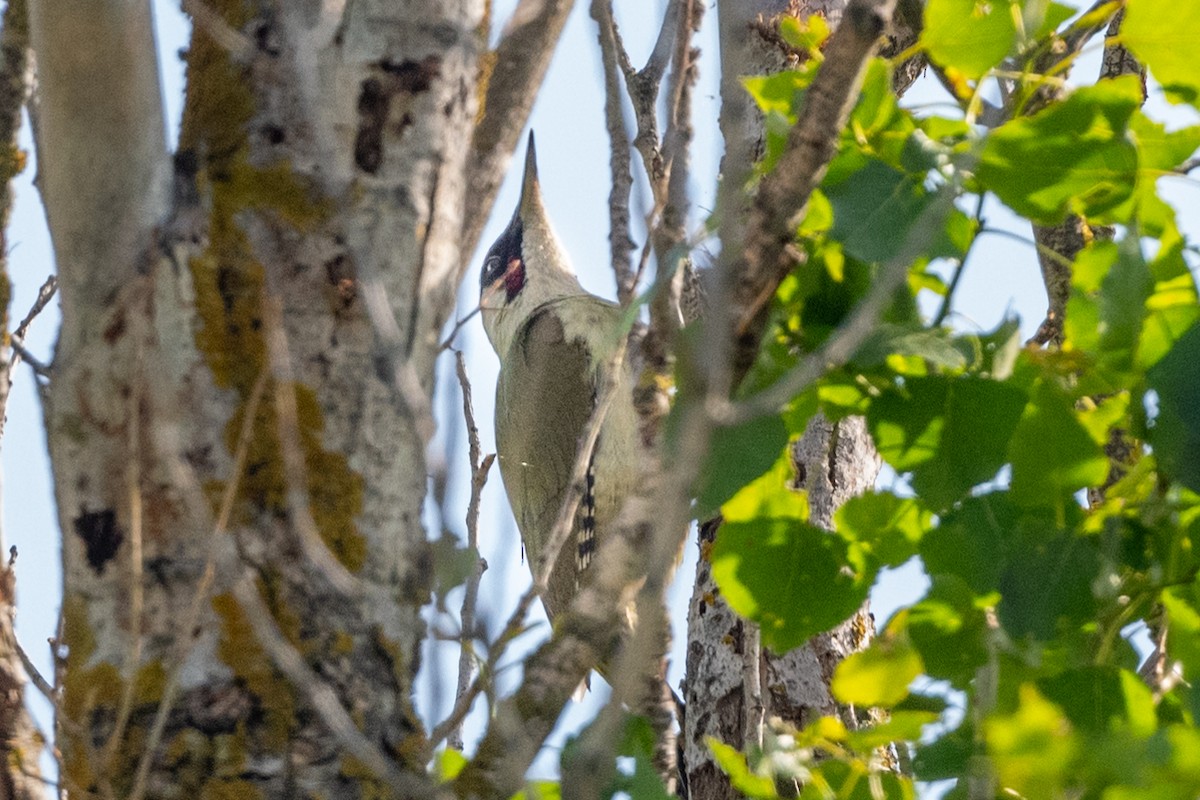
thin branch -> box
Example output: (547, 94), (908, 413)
(730, 0), (901, 384)
(12, 636), (54, 705)
(12, 275), (57, 344)
(452, 336), (630, 787)
(438, 306), (482, 352)
(447, 351), (492, 752)
(261, 294), (364, 599)
(231, 574), (434, 799)
(459, 0), (574, 272)
(128, 370), (270, 800)
(1, 275), (57, 441)
(572, 3), (705, 788)
(720, 182), (962, 425)
(8, 337), (48, 379)
(591, 0), (637, 304)
(932, 193), (986, 327)
(1175, 157), (1200, 175)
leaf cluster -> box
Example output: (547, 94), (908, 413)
(702, 2), (1200, 797)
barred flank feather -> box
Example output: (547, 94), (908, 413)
(576, 448), (598, 588)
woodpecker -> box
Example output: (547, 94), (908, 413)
(480, 133), (639, 624)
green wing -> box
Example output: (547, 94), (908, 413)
(495, 300), (601, 620)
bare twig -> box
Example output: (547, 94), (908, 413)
(460, 0), (574, 271)
(446, 335), (630, 768)
(12, 636), (54, 705)
(231, 574), (433, 798)
(447, 351), (493, 751)
(12, 275), (57, 345)
(591, 0), (637, 304)
(181, 0), (254, 61)
(0, 274), (58, 439)
(438, 306), (482, 352)
(128, 370), (270, 800)
(743, 621), (764, 751)
(261, 294), (363, 599)
(7, 337), (48, 379)
(932, 193), (986, 327)
(101, 341), (147, 780)
(731, 0), (901, 383)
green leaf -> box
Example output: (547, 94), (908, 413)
(743, 69), (816, 120)
(868, 376), (1028, 509)
(1130, 116), (1200, 175)
(1032, 1), (1076, 38)
(779, 14), (830, 55)
(921, 493), (1016, 594)
(824, 159), (931, 264)
(1008, 379), (1108, 507)
(998, 525), (1101, 641)
(836, 492), (931, 568)
(714, 457), (871, 651)
(1123, 0), (1200, 104)
(907, 575), (990, 685)
(721, 453), (807, 523)
(435, 748), (468, 782)
(696, 413), (789, 518)
(1065, 236), (1156, 382)
(708, 740), (778, 799)
(986, 685), (1078, 799)
(1163, 588), (1200, 708)
(977, 77), (1143, 223)
(831, 628), (924, 707)
(1037, 667), (1156, 736)
(922, 0), (1017, 79)
(853, 324), (968, 373)
(1148, 323), (1200, 492)
(510, 782), (561, 800)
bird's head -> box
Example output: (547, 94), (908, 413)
(479, 133), (582, 356)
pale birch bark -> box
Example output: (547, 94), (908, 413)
(30, 1), (490, 796)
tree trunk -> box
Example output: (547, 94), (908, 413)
(32, 1), (481, 796)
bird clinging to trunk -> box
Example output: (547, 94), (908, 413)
(479, 133), (640, 629)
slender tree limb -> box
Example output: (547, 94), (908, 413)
(731, 0), (899, 383)
(128, 371), (270, 800)
(0, 274), (55, 442)
(460, 0), (574, 271)
(571, 3), (706, 790)
(447, 351), (492, 752)
(719, 184), (961, 425)
(454, 337), (630, 796)
(27, 0), (170, 344)
(932, 193), (986, 327)
(591, 0), (638, 304)
(231, 573), (437, 799)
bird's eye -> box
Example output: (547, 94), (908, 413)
(482, 256), (503, 286)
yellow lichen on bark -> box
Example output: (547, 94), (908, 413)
(211, 591), (296, 749)
(181, 0), (365, 572)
